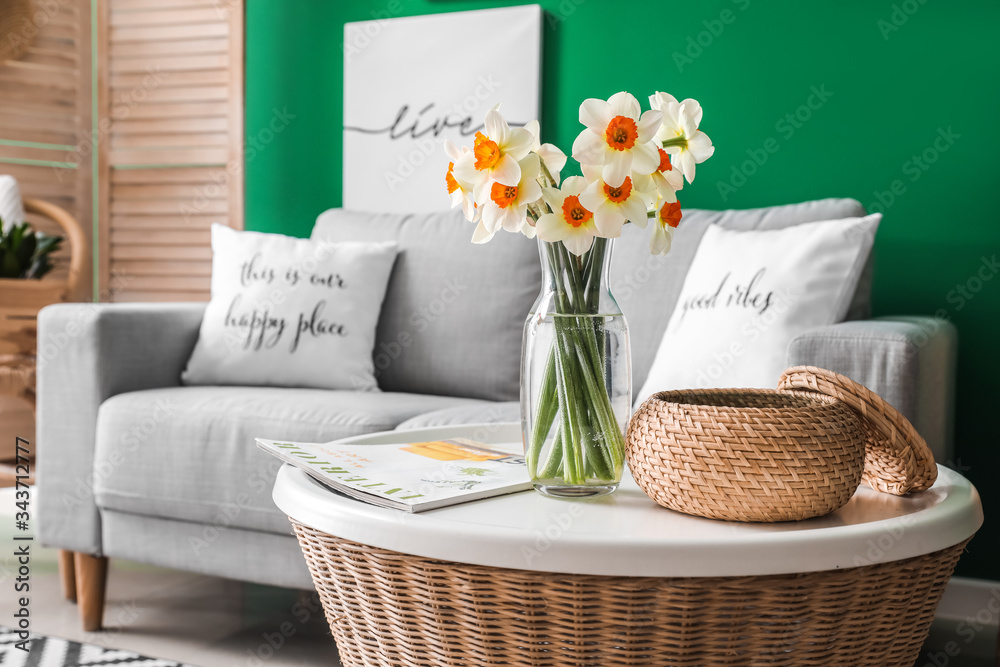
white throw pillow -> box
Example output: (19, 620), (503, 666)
(182, 225), (398, 391)
(0, 175), (25, 230)
(635, 214), (880, 404)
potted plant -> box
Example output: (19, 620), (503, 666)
(0, 199), (85, 356)
(0, 219), (63, 280)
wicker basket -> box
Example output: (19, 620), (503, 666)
(778, 365), (937, 495)
(626, 388), (866, 521)
(292, 521), (967, 667)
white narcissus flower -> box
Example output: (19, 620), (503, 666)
(535, 176), (599, 256)
(578, 164), (650, 238)
(524, 120), (567, 185)
(444, 140), (478, 222)
(572, 92), (662, 188)
(650, 91), (714, 184)
(632, 147), (683, 205)
(473, 153), (542, 244)
(650, 199), (682, 256)
(453, 105), (533, 203)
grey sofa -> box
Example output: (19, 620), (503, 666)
(36, 198), (957, 630)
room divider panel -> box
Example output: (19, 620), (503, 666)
(0, 0), (93, 302)
(96, 0), (244, 302)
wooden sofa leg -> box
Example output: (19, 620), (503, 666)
(74, 553), (108, 632)
(59, 550), (77, 602)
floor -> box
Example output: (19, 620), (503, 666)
(1, 487), (995, 667)
(0, 488), (340, 667)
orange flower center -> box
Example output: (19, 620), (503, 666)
(603, 176), (633, 203)
(446, 162), (459, 194)
(561, 195), (593, 228)
(659, 200), (682, 228)
(604, 115), (638, 151)
(657, 148), (673, 172)
(490, 181), (519, 208)
(474, 132), (501, 171)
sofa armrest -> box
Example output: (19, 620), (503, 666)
(37, 302), (206, 554)
(786, 316), (957, 464)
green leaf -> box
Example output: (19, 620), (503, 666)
(1, 252), (21, 278)
(0, 222), (64, 280)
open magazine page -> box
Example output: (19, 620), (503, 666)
(258, 437), (532, 512)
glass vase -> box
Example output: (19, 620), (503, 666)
(520, 237), (631, 497)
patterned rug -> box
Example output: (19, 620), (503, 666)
(0, 626), (197, 667)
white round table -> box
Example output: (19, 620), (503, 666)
(273, 422), (983, 667)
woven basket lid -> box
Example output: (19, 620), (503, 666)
(0, 0), (34, 63)
(778, 365), (937, 495)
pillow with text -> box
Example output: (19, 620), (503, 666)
(182, 224), (397, 391)
(635, 214), (880, 405)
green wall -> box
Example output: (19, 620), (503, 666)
(246, 0), (1000, 579)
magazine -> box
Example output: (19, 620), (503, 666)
(257, 436), (532, 512)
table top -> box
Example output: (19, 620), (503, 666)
(272, 423), (983, 577)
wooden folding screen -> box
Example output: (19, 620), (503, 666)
(97, 0), (244, 302)
(0, 0), (93, 299)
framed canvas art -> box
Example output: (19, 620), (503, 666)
(342, 5), (542, 213)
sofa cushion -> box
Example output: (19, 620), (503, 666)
(612, 198), (869, 391)
(635, 214), (880, 401)
(181, 225), (398, 391)
(396, 401), (520, 430)
(311, 207), (541, 402)
(92, 386), (486, 535)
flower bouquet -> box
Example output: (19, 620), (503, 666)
(445, 91), (715, 496)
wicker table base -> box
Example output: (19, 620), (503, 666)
(292, 521), (967, 667)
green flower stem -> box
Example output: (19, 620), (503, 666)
(558, 322), (612, 481)
(582, 237), (607, 310)
(526, 241), (625, 485)
(571, 339), (624, 473)
(552, 334), (583, 484)
(661, 136), (687, 149)
(539, 429), (564, 479)
(527, 348), (558, 476)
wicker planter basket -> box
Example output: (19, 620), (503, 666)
(292, 521), (967, 667)
(626, 388), (866, 521)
